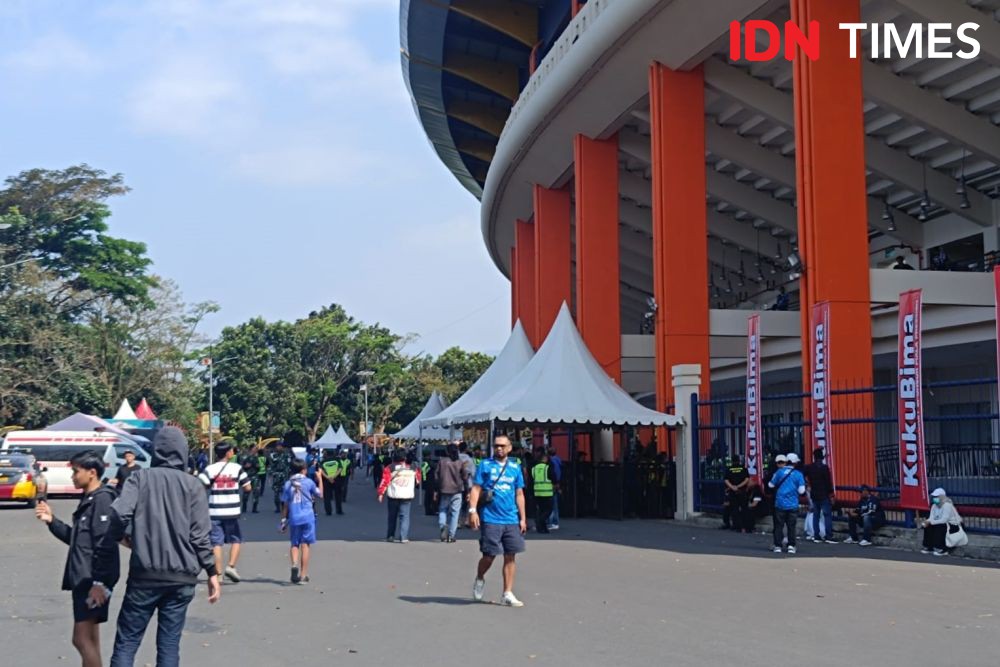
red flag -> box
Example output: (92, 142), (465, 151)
(897, 289), (928, 510)
(745, 315), (762, 485)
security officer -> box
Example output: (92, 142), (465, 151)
(320, 450), (342, 515)
(269, 442), (292, 513)
(721, 454), (750, 530)
(532, 450), (555, 533)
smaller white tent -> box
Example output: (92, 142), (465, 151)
(453, 303), (682, 428)
(112, 399), (138, 421)
(311, 425), (340, 448)
(422, 320), (534, 429)
(393, 391), (459, 441)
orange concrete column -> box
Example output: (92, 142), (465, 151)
(791, 0), (874, 490)
(510, 247), (519, 327)
(649, 63), (710, 413)
(533, 185), (572, 345)
(574, 134), (621, 382)
(514, 219), (538, 348)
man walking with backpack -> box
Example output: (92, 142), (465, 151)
(768, 454), (806, 554)
(90, 425), (221, 667)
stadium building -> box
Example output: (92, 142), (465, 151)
(400, 1), (1000, 522)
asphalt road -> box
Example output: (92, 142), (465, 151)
(2, 476), (998, 666)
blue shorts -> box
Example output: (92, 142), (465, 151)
(479, 522), (525, 556)
(289, 522), (316, 547)
(210, 518), (243, 546)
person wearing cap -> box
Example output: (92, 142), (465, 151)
(804, 448), (837, 544)
(920, 488), (963, 556)
(767, 454), (806, 554)
(844, 485), (883, 546)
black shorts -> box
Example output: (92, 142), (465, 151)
(479, 522), (526, 556)
(72, 585), (109, 624)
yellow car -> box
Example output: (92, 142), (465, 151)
(0, 452), (47, 508)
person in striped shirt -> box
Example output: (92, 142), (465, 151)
(198, 442), (252, 583)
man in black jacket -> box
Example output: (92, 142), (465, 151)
(36, 450), (120, 667)
(90, 426), (220, 667)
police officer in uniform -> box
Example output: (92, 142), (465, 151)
(531, 450), (556, 533)
(721, 455), (750, 530)
(320, 450), (342, 515)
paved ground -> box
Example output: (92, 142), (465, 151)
(3, 476), (999, 666)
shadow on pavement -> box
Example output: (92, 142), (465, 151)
(397, 595), (479, 606)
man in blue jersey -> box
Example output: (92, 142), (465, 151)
(767, 454), (806, 554)
(468, 435), (527, 607)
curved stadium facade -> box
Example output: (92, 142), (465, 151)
(401, 1), (1000, 505)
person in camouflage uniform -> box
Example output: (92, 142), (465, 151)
(268, 442), (292, 513)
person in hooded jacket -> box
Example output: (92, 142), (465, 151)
(36, 450), (121, 667)
(91, 426), (220, 667)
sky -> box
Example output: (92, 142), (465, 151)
(0, 0), (511, 356)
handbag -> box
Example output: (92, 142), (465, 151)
(945, 523), (968, 548)
(479, 459), (509, 509)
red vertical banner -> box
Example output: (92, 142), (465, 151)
(745, 315), (762, 485)
(810, 301), (833, 485)
(898, 289), (928, 510)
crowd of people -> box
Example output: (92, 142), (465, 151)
(32, 426), (567, 666)
(719, 447), (967, 557)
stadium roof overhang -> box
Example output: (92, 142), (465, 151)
(401, 1), (568, 198)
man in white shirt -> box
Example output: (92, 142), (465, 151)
(198, 442), (252, 582)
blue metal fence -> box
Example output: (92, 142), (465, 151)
(692, 377), (1000, 535)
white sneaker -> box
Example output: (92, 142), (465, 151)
(859, 540), (872, 547)
(224, 565), (241, 582)
(787, 545), (797, 554)
(549, 524), (560, 531)
(932, 549), (947, 557)
(472, 578), (485, 602)
(920, 548), (932, 555)
(842, 537), (856, 544)
(501, 591), (524, 607)
(772, 546), (783, 553)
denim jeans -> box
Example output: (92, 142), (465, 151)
(773, 508), (798, 547)
(848, 514), (882, 541)
(438, 493), (462, 538)
(549, 491), (560, 526)
(110, 584), (196, 667)
(387, 498), (412, 540)
(811, 498), (833, 540)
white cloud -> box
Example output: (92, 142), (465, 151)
(3, 32), (101, 74)
(128, 57), (249, 138)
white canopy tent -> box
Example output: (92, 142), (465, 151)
(112, 399), (138, 421)
(393, 391), (458, 441)
(311, 424), (361, 450)
(452, 304), (682, 428)
(421, 320), (534, 430)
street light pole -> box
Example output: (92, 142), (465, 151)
(203, 355), (237, 464)
(357, 370), (374, 456)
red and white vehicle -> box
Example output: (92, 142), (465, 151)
(1, 431), (151, 495)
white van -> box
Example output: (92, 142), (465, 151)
(0, 431), (152, 495)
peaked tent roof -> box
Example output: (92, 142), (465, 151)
(113, 399), (138, 421)
(393, 391), (458, 440)
(421, 320), (534, 429)
(134, 398), (157, 420)
(333, 425), (361, 449)
(452, 303), (682, 428)
(311, 425), (339, 446)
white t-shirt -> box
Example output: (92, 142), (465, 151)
(198, 461), (249, 519)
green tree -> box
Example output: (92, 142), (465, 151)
(0, 165), (155, 313)
(435, 346), (494, 401)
